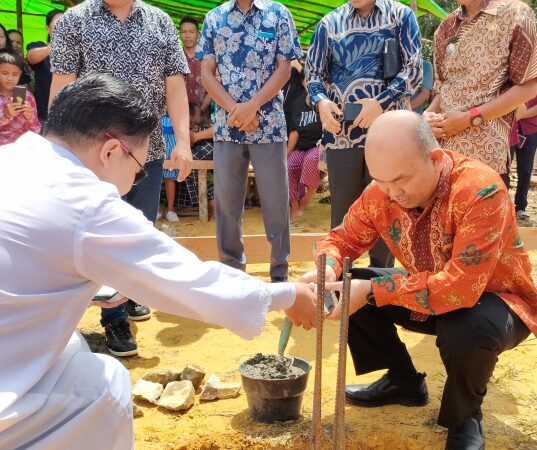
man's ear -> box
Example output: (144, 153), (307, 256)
(98, 139), (119, 168)
(430, 148), (444, 172)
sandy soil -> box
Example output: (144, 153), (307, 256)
(78, 193), (537, 449)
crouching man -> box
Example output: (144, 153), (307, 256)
(302, 111), (536, 450)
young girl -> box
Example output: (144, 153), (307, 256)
(161, 112), (180, 222)
(0, 50), (40, 145)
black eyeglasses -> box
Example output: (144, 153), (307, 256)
(104, 132), (147, 185)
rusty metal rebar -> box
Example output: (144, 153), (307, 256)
(312, 252), (326, 449)
(333, 258), (351, 450)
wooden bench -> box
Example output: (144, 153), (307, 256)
(187, 158), (327, 222)
(190, 160), (214, 222)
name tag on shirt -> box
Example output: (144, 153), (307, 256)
(258, 31), (275, 39)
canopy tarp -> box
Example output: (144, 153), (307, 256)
(1, 0), (447, 50)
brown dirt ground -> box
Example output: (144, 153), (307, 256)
(78, 192), (537, 450)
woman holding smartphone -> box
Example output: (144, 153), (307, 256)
(0, 51), (40, 145)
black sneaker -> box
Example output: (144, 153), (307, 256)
(345, 371), (428, 407)
(271, 276), (288, 283)
(445, 417), (485, 450)
(103, 318), (138, 357)
(124, 300), (151, 321)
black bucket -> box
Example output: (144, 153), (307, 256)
(239, 356), (312, 423)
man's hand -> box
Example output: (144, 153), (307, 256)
(239, 115), (260, 133)
(6, 102), (24, 119)
(22, 103), (34, 121)
(170, 141), (193, 182)
(90, 296), (129, 309)
(318, 99), (342, 134)
(286, 282), (317, 330)
(324, 279), (372, 320)
(227, 100), (260, 129)
(423, 111), (446, 139)
(299, 265), (337, 285)
(437, 110), (471, 138)
(350, 98), (383, 131)
(516, 104), (528, 120)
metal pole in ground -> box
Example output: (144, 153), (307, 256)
(333, 256), (351, 450)
(312, 252), (326, 449)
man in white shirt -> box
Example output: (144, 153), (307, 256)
(0, 73), (316, 450)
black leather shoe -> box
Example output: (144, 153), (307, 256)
(345, 371), (428, 407)
(445, 417), (485, 450)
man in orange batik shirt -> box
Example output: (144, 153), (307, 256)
(302, 111), (536, 450)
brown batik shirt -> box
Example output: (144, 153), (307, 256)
(433, 0), (537, 174)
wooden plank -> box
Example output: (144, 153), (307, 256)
(191, 160), (214, 170)
(174, 228), (537, 263)
(520, 227), (537, 251)
(175, 233), (324, 263)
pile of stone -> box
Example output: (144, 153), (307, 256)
(132, 364), (241, 415)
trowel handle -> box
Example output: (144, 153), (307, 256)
(278, 317), (293, 356)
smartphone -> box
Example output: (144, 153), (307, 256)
(93, 285), (123, 303)
(383, 37), (402, 80)
(13, 86), (27, 105)
(343, 103), (363, 122)
(323, 290), (337, 315)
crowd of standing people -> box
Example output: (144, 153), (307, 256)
(1, 1), (537, 449)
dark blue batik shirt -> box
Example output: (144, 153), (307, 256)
(306, 0), (422, 150)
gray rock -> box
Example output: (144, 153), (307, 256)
(199, 374), (241, 401)
(141, 368), (182, 386)
(158, 380), (195, 411)
(181, 364), (206, 390)
(133, 403), (144, 418)
(132, 379), (163, 405)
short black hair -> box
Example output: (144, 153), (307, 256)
(0, 24), (13, 51)
(44, 73), (159, 149)
(46, 9), (63, 26)
(0, 50), (24, 70)
(179, 17), (199, 29)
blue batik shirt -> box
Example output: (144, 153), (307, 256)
(306, 0), (422, 150)
(196, 0), (303, 144)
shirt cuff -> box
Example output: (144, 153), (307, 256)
(371, 276), (393, 307)
(268, 282), (296, 311)
(311, 92), (329, 106)
(374, 90), (394, 111)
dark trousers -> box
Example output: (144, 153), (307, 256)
(510, 132), (537, 211)
(326, 147), (394, 268)
(347, 267), (530, 428)
(101, 158), (164, 325)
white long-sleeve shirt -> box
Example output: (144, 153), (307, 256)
(0, 132), (295, 436)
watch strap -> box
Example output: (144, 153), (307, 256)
(470, 107), (480, 118)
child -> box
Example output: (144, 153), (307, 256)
(161, 112), (179, 222)
(177, 102), (215, 217)
(0, 50), (40, 145)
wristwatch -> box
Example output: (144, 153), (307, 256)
(469, 107), (484, 127)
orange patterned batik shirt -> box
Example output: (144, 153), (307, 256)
(314, 150), (537, 335)
(433, 0), (537, 174)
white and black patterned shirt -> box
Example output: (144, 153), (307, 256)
(50, 0), (189, 162)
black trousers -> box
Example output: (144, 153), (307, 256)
(510, 133), (537, 212)
(326, 147), (394, 268)
(347, 267), (530, 428)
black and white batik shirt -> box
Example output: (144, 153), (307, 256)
(50, 0), (189, 162)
